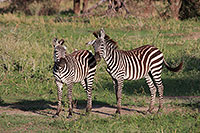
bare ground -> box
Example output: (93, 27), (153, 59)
(0, 96), (199, 118)
(163, 32), (200, 41)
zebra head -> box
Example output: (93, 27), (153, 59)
(53, 38), (66, 63)
(86, 28), (106, 59)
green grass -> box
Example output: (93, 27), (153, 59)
(0, 112), (199, 132)
(0, 8), (200, 132)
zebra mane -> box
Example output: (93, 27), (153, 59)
(93, 32), (118, 49)
(106, 38), (118, 49)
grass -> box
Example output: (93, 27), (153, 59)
(0, 112), (199, 132)
(0, 2), (200, 131)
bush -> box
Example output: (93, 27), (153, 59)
(179, 0), (200, 20)
(6, 0), (61, 15)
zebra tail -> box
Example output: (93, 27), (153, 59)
(164, 59), (183, 72)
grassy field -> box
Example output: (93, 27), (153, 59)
(0, 2), (200, 132)
(0, 112), (199, 132)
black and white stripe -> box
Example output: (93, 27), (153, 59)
(87, 28), (183, 114)
(53, 38), (96, 117)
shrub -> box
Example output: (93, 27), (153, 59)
(6, 0), (61, 15)
(179, 0), (200, 20)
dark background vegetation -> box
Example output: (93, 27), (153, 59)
(0, 0), (200, 19)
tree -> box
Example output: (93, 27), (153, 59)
(82, 0), (88, 13)
(73, 0), (89, 14)
(168, 0), (182, 20)
(179, 0), (200, 20)
(73, 0), (80, 14)
(107, 0), (130, 14)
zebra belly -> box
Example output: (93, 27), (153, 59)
(124, 72), (147, 80)
(53, 72), (73, 84)
(73, 69), (88, 83)
(123, 56), (148, 80)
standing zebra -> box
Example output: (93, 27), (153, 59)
(53, 38), (96, 117)
(86, 28), (183, 114)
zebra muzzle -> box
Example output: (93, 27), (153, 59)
(95, 52), (101, 62)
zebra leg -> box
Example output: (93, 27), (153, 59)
(150, 64), (164, 113)
(54, 81), (63, 117)
(86, 79), (93, 113)
(86, 79), (93, 112)
(85, 66), (96, 114)
(107, 69), (124, 114)
(114, 78), (123, 114)
(67, 83), (73, 118)
(145, 74), (157, 113)
(82, 78), (92, 113)
(153, 77), (164, 113)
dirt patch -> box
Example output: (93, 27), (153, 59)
(0, 106), (40, 116)
(162, 32), (200, 41)
(183, 32), (200, 40)
(0, 96), (199, 118)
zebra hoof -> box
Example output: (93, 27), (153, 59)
(67, 115), (72, 119)
(86, 107), (92, 113)
(144, 111), (152, 115)
(147, 107), (154, 114)
(52, 114), (59, 118)
(157, 108), (164, 114)
(85, 110), (91, 116)
(145, 109), (154, 115)
(115, 110), (121, 114)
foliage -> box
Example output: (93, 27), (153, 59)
(1, 0), (61, 15)
(180, 0), (200, 20)
(1, 0), (200, 19)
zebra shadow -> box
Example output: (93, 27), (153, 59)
(94, 73), (200, 115)
(73, 99), (146, 116)
(0, 99), (57, 116)
(0, 97), (145, 117)
(0, 98), (142, 117)
(97, 79), (148, 96)
(100, 77), (200, 96)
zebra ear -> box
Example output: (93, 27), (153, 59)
(100, 28), (105, 39)
(86, 40), (95, 45)
(53, 38), (57, 42)
(53, 38), (58, 47)
(59, 39), (65, 45)
(93, 32), (98, 38)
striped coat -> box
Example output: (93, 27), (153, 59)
(53, 38), (96, 117)
(87, 28), (183, 114)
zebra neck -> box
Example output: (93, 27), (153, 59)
(103, 40), (118, 58)
(56, 58), (67, 69)
(104, 46), (116, 64)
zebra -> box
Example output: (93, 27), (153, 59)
(53, 38), (96, 117)
(86, 28), (183, 114)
